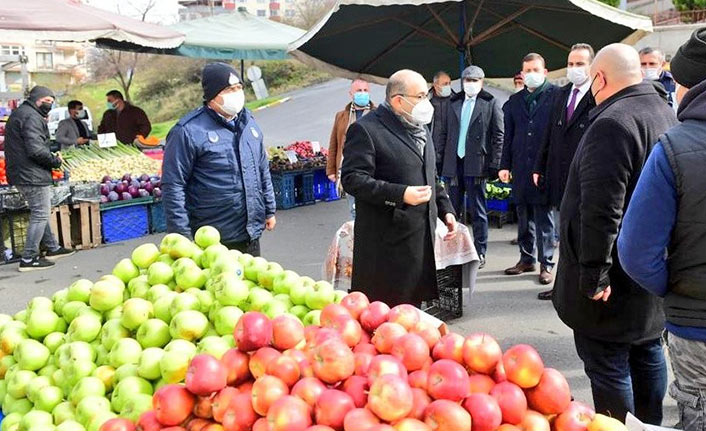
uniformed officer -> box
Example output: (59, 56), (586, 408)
(162, 62), (276, 256)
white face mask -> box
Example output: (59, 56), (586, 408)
(439, 85), (452, 98)
(514, 87), (524, 93)
(218, 90), (245, 117)
(566, 67), (589, 86)
(643, 67), (662, 81)
(403, 97), (434, 125)
(523, 72), (546, 89)
(463, 82), (482, 97)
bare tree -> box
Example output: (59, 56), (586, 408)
(287, 0), (335, 29)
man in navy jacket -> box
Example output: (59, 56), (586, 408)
(162, 63), (276, 256)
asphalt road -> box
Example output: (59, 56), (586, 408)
(0, 79), (678, 426)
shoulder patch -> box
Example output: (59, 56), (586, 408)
(250, 127), (259, 139)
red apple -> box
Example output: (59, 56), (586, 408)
(360, 301), (391, 333)
(154, 384), (196, 426)
(387, 304), (420, 331)
(221, 392), (258, 431)
(193, 395), (214, 419)
(315, 389), (356, 431)
(393, 418), (432, 431)
(252, 375), (289, 416)
(462, 333), (502, 375)
(237, 381), (254, 394)
(367, 426), (397, 431)
(312, 338), (355, 384)
(519, 410), (550, 431)
(307, 427), (337, 431)
(462, 393), (502, 431)
(202, 425), (224, 431)
(187, 354), (228, 396)
(408, 370), (428, 389)
(427, 359), (470, 401)
(408, 387), (432, 420)
(468, 374), (495, 394)
(343, 408), (380, 431)
(526, 368), (571, 415)
(266, 355), (301, 387)
(162, 428), (187, 431)
(291, 376), (327, 407)
(392, 333), (431, 372)
(431, 333), (465, 364)
(221, 348), (252, 386)
(354, 343), (378, 355)
(137, 411), (161, 431)
(367, 354), (408, 385)
(372, 322), (407, 354)
(359, 330), (371, 345)
(321, 304), (352, 325)
(250, 347), (282, 379)
(502, 344), (544, 389)
(553, 401), (595, 431)
(272, 314), (305, 350)
(267, 395), (313, 431)
(326, 314), (363, 347)
(367, 374), (414, 422)
(212, 387), (239, 423)
(185, 418), (210, 431)
(497, 426), (521, 431)
(234, 311), (273, 352)
(354, 352), (374, 376)
(493, 360), (507, 383)
(252, 418), (270, 431)
(412, 321), (442, 350)
(340, 292), (370, 320)
(342, 375), (369, 408)
(101, 418), (136, 431)
(284, 348), (314, 378)
(489, 382), (527, 425)
(310, 328), (344, 350)
(423, 399), (472, 431)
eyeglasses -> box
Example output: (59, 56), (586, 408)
(394, 93), (428, 102)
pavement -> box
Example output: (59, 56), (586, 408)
(0, 78), (679, 426)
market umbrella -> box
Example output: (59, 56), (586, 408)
(289, 0), (653, 83)
(0, 0), (184, 49)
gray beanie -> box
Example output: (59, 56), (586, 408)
(28, 86), (54, 102)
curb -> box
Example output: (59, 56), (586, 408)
(253, 96), (292, 112)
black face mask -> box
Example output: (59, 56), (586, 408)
(38, 102), (53, 117)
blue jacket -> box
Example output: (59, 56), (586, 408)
(162, 106), (276, 244)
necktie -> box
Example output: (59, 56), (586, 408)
(566, 88), (580, 121)
(457, 98), (473, 159)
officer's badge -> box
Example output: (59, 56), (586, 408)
(251, 127), (259, 139)
(208, 131), (219, 143)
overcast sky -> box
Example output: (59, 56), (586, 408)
(83, 0), (183, 24)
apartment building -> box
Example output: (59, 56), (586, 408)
(179, 0), (300, 22)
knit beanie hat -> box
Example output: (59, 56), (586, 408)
(202, 62), (242, 102)
(28, 86), (54, 102)
(671, 27), (706, 88)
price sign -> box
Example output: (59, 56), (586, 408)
(311, 141), (321, 154)
(285, 150), (298, 164)
(97, 133), (117, 148)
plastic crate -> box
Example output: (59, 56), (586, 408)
(150, 199), (167, 233)
(300, 171), (315, 206)
(313, 169), (328, 200)
(70, 182), (101, 203)
(423, 265), (463, 320)
(100, 199), (150, 243)
(0, 211), (30, 263)
(324, 180), (340, 201)
(271, 170), (316, 210)
(487, 199), (510, 212)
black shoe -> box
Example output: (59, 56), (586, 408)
(44, 247), (76, 261)
(478, 255), (486, 269)
(537, 289), (553, 300)
(510, 238), (519, 245)
(19, 256), (55, 272)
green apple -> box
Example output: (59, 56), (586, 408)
(99, 274), (125, 289)
(0, 379), (5, 401)
(273, 294), (294, 309)
(56, 421), (84, 431)
(221, 334), (235, 348)
(100, 319), (129, 351)
(210, 255), (245, 278)
(89, 280), (124, 312)
(69, 376), (105, 405)
(0, 355), (16, 378)
(61, 301), (89, 324)
(67, 280), (93, 304)
(120, 392), (153, 422)
(67, 314), (101, 343)
(109, 338), (142, 369)
(192, 289), (215, 314)
(25, 310), (60, 340)
(152, 292), (177, 323)
(75, 395), (111, 425)
(121, 298), (153, 331)
(197, 336), (230, 359)
(2, 413), (22, 431)
(305, 281), (336, 310)
(169, 310), (208, 341)
(64, 359), (96, 387)
(38, 363), (58, 379)
(112, 258), (139, 284)
(0, 313), (14, 332)
(192, 247), (205, 268)
(52, 368), (65, 390)
(114, 364), (139, 382)
(28, 296), (54, 312)
(13, 310), (26, 323)
(35, 385), (64, 412)
(159, 348), (192, 383)
(52, 289), (70, 316)
(0, 327), (27, 355)
(52, 401), (76, 425)
(136, 319), (170, 349)
(175, 264), (206, 290)
(303, 310), (322, 326)
(289, 282), (312, 306)
(169, 292), (200, 317)
(14, 339), (50, 371)
(132, 243), (160, 269)
(26, 375), (51, 402)
(243, 256), (268, 282)
(77, 307), (103, 323)
(165, 338), (197, 355)
(248, 287), (273, 311)
(168, 234), (195, 259)
(137, 347), (164, 380)
(238, 253), (254, 269)
(127, 275), (151, 299)
(156, 253), (175, 266)
(111, 376), (152, 412)
(87, 411), (117, 431)
(213, 272), (249, 307)
(272, 270), (302, 295)
(147, 261), (175, 286)
(194, 226), (221, 249)
(43, 332), (65, 354)
(202, 244), (229, 269)
(213, 306), (243, 336)
(19, 410), (53, 431)
(257, 262), (284, 290)
(103, 305), (123, 321)
(262, 300), (289, 319)
(3, 393), (32, 415)
(146, 284), (172, 303)
(65, 341), (96, 364)
(334, 289), (347, 304)
(289, 305), (310, 320)
(92, 365), (116, 392)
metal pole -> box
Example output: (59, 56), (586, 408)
(459, 1), (466, 75)
(240, 59), (245, 81)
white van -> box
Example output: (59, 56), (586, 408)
(47, 106), (94, 141)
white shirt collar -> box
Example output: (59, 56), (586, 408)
(573, 79), (591, 99)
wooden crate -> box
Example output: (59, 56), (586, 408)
(49, 205), (72, 249)
(71, 202), (101, 249)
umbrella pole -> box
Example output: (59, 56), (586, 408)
(459, 2), (466, 74)
(241, 59), (245, 81)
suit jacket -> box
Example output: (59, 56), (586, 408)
(56, 118), (90, 149)
(326, 102), (374, 177)
(437, 89), (504, 178)
(533, 83), (594, 207)
(341, 104), (454, 307)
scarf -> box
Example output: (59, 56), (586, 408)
(524, 80), (550, 115)
(384, 102), (426, 156)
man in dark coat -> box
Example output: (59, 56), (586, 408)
(552, 44), (677, 425)
(341, 69), (457, 308)
(533, 43), (596, 300)
(98, 90), (151, 145)
(639, 47), (676, 107)
(499, 53), (558, 285)
(429, 70), (453, 168)
(437, 65), (504, 268)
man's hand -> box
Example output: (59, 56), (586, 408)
(403, 186), (432, 206)
(444, 213), (457, 241)
(532, 173), (541, 187)
(55, 152), (63, 164)
(77, 137), (89, 145)
(328, 174), (337, 183)
(498, 170), (511, 183)
(592, 286), (612, 302)
(265, 216), (276, 231)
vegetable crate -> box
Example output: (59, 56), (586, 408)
(70, 202), (102, 250)
(271, 170), (315, 210)
(100, 197), (151, 243)
(49, 205), (73, 250)
(423, 265), (463, 321)
(149, 199), (167, 234)
(313, 169), (328, 200)
(0, 211), (29, 263)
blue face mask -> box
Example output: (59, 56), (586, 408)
(106, 101), (116, 110)
(353, 91), (370, 107)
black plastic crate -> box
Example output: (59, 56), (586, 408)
(0, 211), (30, 263)
(424, 265), (463, 321)
(149, 199), (167, 233)
(271, 170), (316, 210)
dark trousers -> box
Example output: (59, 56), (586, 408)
(574, 332), (667, 426)
(516, 203), (554, 268)
(223, 238), (261, 257)
(447, 161), (488, 256)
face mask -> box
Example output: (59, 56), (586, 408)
(514, 87), (524, 93)
(106, 101), (116, 110)
(439, 85), (452, 97)
(402, 97), (434, 125)
(463, 82), (482, 97)
(38, 102), (53, 117)
(566, 67), (588, 86)
(75, 109), (87, 120)
(523, 72), (545, 89)
(219, 90), (245, 117)
(590, 73), (604, 101)
(643, 67), (662, 81)
(353, 91), (370, 107)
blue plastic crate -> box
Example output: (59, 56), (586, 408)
(325, 180), (340, 201)
(150, 200), (166, 233)
(300, 171), (315, 206)
(313, 168), (328, 200)
(487, 198), (510, 212)
(272, 172), (297, 210)
(100, 203), (149, 243)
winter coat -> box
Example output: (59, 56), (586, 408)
(162, 106), (276, 244)
(341, 103), (455, 307)
(326, 102), (374, 177)
(97, 102), (151, 145)
(56, 117), (91, 150)
(4, 101), (62, 186)
(553, 82), (677, 343)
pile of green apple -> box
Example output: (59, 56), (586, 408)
(0, 226), (341, 431)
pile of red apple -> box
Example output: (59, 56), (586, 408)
(102, 292), (601, 431)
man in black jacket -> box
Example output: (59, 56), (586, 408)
(533, 43), (596, 300)
(552, 44), (677, 425)
(437, 66), (504, 268)
(5, 86), (75, 271)
(429, 70), (453, 168)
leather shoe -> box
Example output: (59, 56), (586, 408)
(539, 267), (554, 285)
(504, 262), (536, 275)
(537, 289), (553, 300)
(478, 255), (486, 269)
